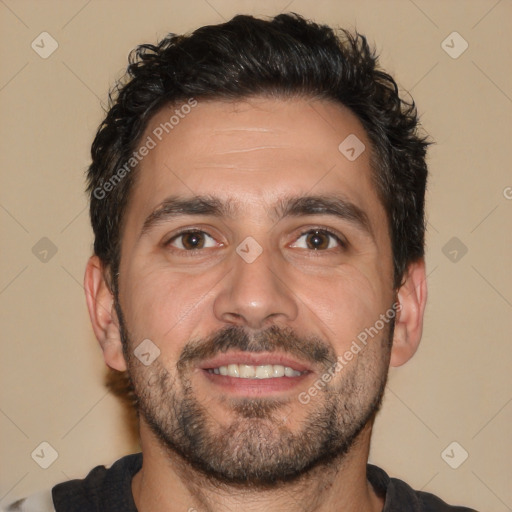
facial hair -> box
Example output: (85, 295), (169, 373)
(115, 300), (394, 487)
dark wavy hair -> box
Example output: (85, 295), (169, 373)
(87, 12), (430, 293)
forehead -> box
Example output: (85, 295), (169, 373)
(141, 96), (368, 175)
(123, 96), (387, 239)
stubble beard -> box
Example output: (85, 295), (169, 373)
(117, 303), (393, 486)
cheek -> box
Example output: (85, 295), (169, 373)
(302, 263), (388, 351)
(120, 261), (220, 349)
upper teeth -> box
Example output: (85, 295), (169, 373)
(208, 364), (303, 379)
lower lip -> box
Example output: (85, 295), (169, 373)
(200, 369), (312, 395)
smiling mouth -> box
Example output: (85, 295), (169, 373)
(198, 352), (314, 394)
(206, 364), (307, 379)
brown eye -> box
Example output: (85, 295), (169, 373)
(305, 230), (330, 250)
(291, 229), (345, 251)
(167, 230), (216, 250)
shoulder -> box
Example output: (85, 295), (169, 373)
(52, 452), (142, 512)
(2, 453), (142, 512)
(367, 464), (480, 512)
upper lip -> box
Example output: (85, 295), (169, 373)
(198, 352), (313, 373)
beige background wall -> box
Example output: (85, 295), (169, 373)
(1, 1), (511, 510)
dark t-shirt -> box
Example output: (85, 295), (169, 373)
(12, 452), (479, 511)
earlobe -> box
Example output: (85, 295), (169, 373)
(84, 255), (127, 372)
(389, 259), (428, 367)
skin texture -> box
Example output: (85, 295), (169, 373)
(85, 96), (427, 512)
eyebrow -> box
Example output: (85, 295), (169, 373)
(140, 193), (374, 240)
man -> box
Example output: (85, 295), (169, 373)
(6, 12), (478, 512)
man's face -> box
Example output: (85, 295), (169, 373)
(115, 97), (396, 484)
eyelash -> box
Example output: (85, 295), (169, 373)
(163, 227), (347, 255)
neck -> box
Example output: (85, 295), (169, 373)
(131, 421), (384, 512)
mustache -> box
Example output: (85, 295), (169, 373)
(177, 324), (337, 370)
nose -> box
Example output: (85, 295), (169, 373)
(213, 243), (299, 330)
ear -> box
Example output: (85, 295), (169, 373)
(389, 258), (428, 367)
(84, 255), (127, 371)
